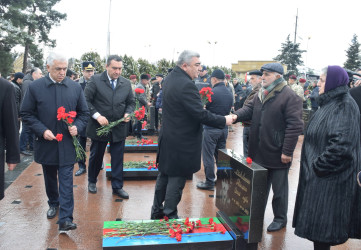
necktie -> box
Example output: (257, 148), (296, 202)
(111, 80), (115, 90)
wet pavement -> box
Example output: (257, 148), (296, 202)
(0, 124), (360, 249)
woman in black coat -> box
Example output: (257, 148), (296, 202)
(293, 66), (361, 249)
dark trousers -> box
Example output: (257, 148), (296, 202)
(154, 107), (159, 130)
(202, 127), (228, 183)
(19, 122), (34, 151)
(88, 140), (125, 190)
(133, 121), (142, 138)
(243, 126), (250, 157)
(151, 172), (186, 219)
(313, 242), (331, 250)
(77, 135), (87, 169)
(265, 168), (289, 223)
(42, 164), (74, 223)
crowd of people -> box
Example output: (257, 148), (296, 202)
(1, 50), (361, 249)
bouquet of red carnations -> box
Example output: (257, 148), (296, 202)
(199, 87), (214, 105)
(56, 106), (86, 161)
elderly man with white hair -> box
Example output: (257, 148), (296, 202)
(21, 52), (89, 232)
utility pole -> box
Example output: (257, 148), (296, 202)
(294, 8), (298, 44)
(106, 0), (112, 60)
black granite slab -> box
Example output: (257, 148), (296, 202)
(215, 149), (268, 244)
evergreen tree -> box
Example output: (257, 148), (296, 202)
(122, 54), (139, 79)
(2, 0), (66, 73)
(344, 34), (361, 71)
(273, 34), (305, 75)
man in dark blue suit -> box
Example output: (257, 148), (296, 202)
(85, 55), (135, 199)
(21, 52), (89, 232)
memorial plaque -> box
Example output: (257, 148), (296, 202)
(215, 149), (267, 248)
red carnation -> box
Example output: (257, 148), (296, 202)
(164, 216), (169, 221)
(68, 111), (77, 118)
(175, 233), (182, 242)
(134, 88), (145, 94)
(56, 133), (63, 142)
(246, 157), (252, 164)
(209, 218), (214, 224)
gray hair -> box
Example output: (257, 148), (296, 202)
(176, 50), (200, 67)
(321, 67), (328, 77)
(46, 52), (67, 66)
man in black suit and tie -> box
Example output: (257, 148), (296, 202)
(85, 55), (135, 199)
(150, 50), (233, 219)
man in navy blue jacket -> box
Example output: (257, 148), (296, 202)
(21, 52), (89, 232)
(197, 69), (233, 190)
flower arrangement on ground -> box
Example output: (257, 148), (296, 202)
(103, 216), (226, 242)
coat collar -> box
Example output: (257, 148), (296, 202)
(317, 85), (348, 106)
(174, 66), (193, 81)
(258, 81), (287, 103)
(45, 74), (71, 87)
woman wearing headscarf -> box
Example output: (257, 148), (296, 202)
(292, 65), (361, 249)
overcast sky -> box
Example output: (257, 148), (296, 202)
(45, 0), (360, 72)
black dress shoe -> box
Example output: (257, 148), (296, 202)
(267, 221), (286, 232)
(196, 181), (215, 191)
(59, 221), (77, 232)
(113, 188), (129, 199)
(88, 182), (97, 194)
(21, 150), (33, 156)
(75, 168), (86, 176)
(47, 206), (58, 219)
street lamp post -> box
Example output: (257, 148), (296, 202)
(208, 41), (218, 66)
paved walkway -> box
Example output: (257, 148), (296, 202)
(0, 124), (359, 249)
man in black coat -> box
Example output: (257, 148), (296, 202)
(21, 52), (89, 232)
(150, 50), (233, 219)
(197, 69), (233, 191)
(0, 78), (20, 200)
(85, 55), (135, 199)
(151, 74), (163, 131)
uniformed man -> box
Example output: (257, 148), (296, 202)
(194, 65), (211, 90)
(75, 61), (95, 176)
(288, 75), (304, 101)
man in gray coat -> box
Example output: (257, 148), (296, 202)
(85, 55), (135, 199)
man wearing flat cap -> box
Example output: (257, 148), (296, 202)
(197, 69), (233, 191)
(241, 70), (263, 157)
(288, 75), (304, 100)
(74, 61), (95, 176)
(232, 62), (303, 232)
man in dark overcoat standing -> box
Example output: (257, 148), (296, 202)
(0, 78), (20, 200)
(85, 55), (135, 199)
(232, 63), (303, 232)
(150, 50), (233, 219)
(21, 52), (89, 232)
